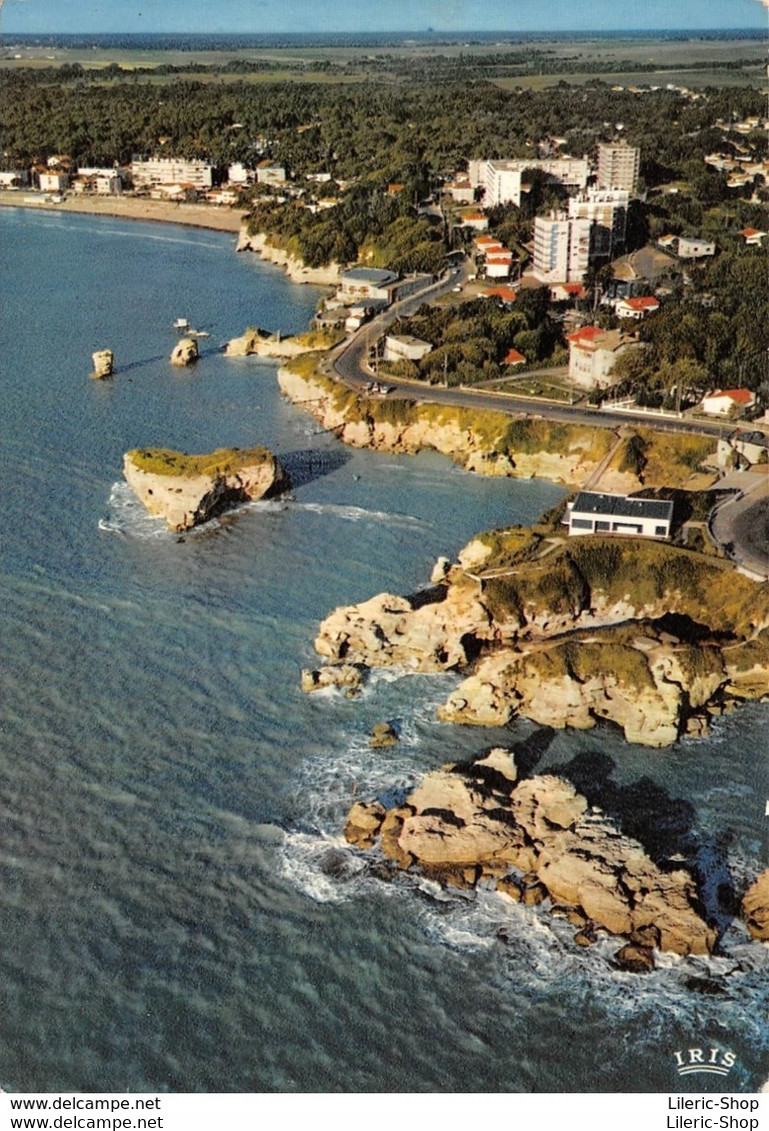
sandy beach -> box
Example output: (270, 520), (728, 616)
(0, 191), (247, 232)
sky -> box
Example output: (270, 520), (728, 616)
(2, 0), (768, 35)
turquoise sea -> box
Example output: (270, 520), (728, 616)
(0, 207), (767, 1093)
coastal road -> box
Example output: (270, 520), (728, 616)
(329, 268), (734, 442)
(710, 472), (769, 580)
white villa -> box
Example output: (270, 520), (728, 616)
(567, 492), (674, 540)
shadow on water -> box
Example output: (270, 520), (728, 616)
(550, 748), (740, 941)
(281, 447), (350, 490)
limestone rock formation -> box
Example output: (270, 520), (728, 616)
(344, 750), (717, 958)
(314, 579), (493, 673)
(236, 228), (343, 286)
(742, 869), (769, 941)
(225, 327), (316, 359)
(123, 445), (290, 531)
(300, 665), (363, 694)
(171, 337), (199, 367)
(91, 349), (114, 379)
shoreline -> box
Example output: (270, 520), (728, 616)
(0, 191), (247, 233)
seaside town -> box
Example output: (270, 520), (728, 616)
(2, 31), (769, 1091)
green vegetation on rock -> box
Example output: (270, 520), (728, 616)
(126, 445), (274, 478)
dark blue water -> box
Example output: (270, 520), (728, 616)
(0, 208), (766, 1094)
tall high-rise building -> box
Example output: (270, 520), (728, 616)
(596, 143), (640, 194)
(532, 190), (628, 282)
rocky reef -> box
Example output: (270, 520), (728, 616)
(345, 746), (717, 961)
(313, 527), (769, 747)
(123, 445), (290, 531)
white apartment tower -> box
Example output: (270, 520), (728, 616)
(597, 143), (640, 194)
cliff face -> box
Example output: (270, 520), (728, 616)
(123, 446), (290, 531)
(313, 532), (769, 747)
(237, 228), (343, 286)
(345, 749), (717, 959)
(278, 363), (613, 485)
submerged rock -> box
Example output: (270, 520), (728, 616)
(345, 749), (717, 959)
(123, 445), (290, 531)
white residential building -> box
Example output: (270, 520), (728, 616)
(567, 325), (638, 389)
(132, 157), (215, 190)
(596, 143), (640, 193)
(568, 188), (629, 257)
(568, 491), (673, 539)
(469, 157), (589, 208)
(383, 335), (433, 362)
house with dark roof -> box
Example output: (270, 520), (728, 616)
(567, 492), (674, 540)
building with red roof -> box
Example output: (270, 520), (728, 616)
(700, 389), (756, 416)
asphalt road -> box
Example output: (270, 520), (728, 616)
(331, 279), (733, 441)
(325, 267), (768, 573)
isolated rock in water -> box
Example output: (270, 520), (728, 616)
(91, 349), (114, 378)
(171, 337), (199, 366)
(300, 665), (363, 694)
(370, 721), (399, 748)
(345, 749), (717, 958)
(742, 869), (769, 941)
(123, 445), (290, 531)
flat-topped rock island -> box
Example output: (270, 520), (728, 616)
(123, 445), (291, 531)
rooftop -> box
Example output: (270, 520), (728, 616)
(571, 492), (674, 522)
(341, 267), (399, 286)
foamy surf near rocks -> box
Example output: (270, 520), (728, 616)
(345, 748), (717, 959)
(123, 445), (290, 531)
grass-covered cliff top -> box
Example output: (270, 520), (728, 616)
(283, 356), (719, 485)
(126, 446), (274, 478)
(477, 534), (769, 639)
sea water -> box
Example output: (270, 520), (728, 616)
(0, 208), (767, 1093)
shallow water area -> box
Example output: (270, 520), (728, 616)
(0, 209), (767, 1093)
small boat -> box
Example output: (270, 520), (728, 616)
(174, 317), (190, 330)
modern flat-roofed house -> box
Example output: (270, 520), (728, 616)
(568, 492), (674, 539)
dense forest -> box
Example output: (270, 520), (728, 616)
(1, 60), (766, 391)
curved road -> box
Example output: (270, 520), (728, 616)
(323, 266), (768, 575)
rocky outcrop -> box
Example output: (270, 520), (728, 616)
(345, 749), (717, 958)
(237, 228), (343, 286)
(300, 664), (363, 694)
(91, 349), (114, 379)
(438, 636), (727, 748)
(123, 445), (290, 531)
(225, 327), (319, 359)
(315, 580), (493, 672)
(170, 338), (199, 367)
(742, 869), (769, 941)
(312, 524), (769, 747)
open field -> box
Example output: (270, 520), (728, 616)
(1, 35), (765, 87)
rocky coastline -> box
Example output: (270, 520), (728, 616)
(312, 530), (769, 747)
(278, 360), (619, 483)
(123, 445), (290, 531)
(237, 227), (343, 286)
(345, 745), (718, 964)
